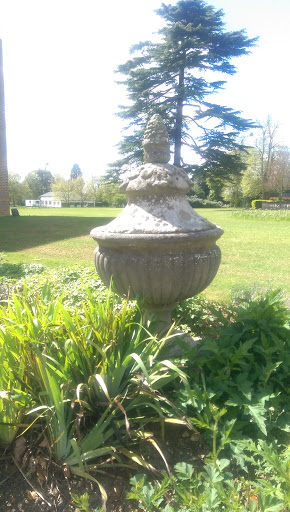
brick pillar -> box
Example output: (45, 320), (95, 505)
(0, 39), (10, 215)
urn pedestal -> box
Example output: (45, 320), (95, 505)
(91, 115), (223, 351)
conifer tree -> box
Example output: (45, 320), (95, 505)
(70, 164), (82, 180)
(115, 0), (258, 178)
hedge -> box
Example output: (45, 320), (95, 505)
(251, 199), (273, 209)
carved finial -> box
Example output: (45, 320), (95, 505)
(142, 114), (170, 164)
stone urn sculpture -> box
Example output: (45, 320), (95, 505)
(91, 114), (223, 347)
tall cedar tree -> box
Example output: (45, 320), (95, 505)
(70, 164), (82, 180)
(115, 0), (258, 179)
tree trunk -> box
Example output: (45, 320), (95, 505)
(0, 39), (10, 215)
(174, 66), (185, 167)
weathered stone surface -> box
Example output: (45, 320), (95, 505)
(120, 163), (191, 194)
(94, 243), (221, 306)
(91, 115), (223, 344)
(93, 163), (217, 236)
(142, 114), (170, 164)
(92, 200), (217, 237)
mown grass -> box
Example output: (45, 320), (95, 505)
(0, 207), (121, 267)
(1, 207), (289, 301)
(209, 209), (290, 301)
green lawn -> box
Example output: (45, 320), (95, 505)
(207, 209), (290, 301)
(1, 207), (289, 301)
(0, 207), (121, 267)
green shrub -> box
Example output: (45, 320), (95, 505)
(188, 196), (223, 208)
(251, 199), (273, 209)
(174, 290), (289, 464)
(126, 290), (290, 512)
(127, 449), (289, 511)
(173, 295), (220, 336)
(0, 264), (107, 307)
(1, 271), (289, 509)
(0, 282), (192, 481)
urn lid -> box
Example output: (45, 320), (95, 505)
(91, 115), (223, 241)
(120, 162), (192, 195)
(121, 114), (191, 195)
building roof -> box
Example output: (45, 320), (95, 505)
(40, 192), (54, 198)
(40, 192), (62, 200)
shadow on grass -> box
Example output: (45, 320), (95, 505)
(0, 216), (114, 252)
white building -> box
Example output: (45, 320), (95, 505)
(25, 199), (40, 207)
(25, 192), (62, 208)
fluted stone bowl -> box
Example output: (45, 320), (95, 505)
(94, 234), (221, 308)
(91, 164), (223, 312)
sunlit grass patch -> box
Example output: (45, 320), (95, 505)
(230, 208), (290, 221)
(1, 207), (290, 301)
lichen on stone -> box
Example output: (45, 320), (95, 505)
(142, 113), (170, 164)
(120, 163), (192, 194)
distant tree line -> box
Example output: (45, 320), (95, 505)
(191, 117), (290, 207)
(52, 175), (126, 207)
(8, 118), (290, 209)
(8, 169), (54, 206)
(8, 164), (127, 208)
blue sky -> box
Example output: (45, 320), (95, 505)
(0, 0), (289, 179)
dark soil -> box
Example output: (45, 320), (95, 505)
(0, 425), (209, 512)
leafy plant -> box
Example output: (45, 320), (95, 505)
(0, 262), (108, 307)
(1, 273), (289, 510)
(173, 294), (220, 336)
(177, 290), (289, 441)
(0, 291), (36, 445)
(0, 282), (192, 482)
(128, 462), (264, 511)
(71, 491), (103, 511)
(127, 453), (288, 511)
